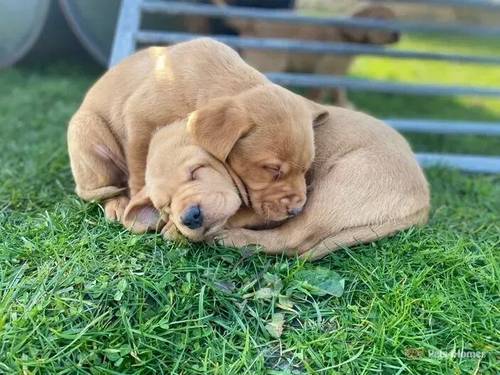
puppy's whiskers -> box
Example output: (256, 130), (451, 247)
(263, 204), (272, 224)
(287, 160), (306, 170)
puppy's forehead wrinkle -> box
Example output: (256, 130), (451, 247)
(247, 102), (308, 128)
(243, 137), (312, 171)
(274, 130), (315, 167)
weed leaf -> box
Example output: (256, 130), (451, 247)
(265, 313), (285, 338)
(292, 268), (345, 297)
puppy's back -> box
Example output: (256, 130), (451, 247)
(313, 106), (429, 220)
(80, 38), (267, 124)
(314, 106), (419, 168)
(162, 38), (268, 105)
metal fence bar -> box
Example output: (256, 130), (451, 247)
(109, 0), (141, 66)
(266, 72), (500, 97)
(386, 119), (500, 135)
(135, 31), (500, 65)
(417, 153), (500, 173)
(140, 1), (500, 37)
(107, 1), (500, 174)
(371, 0), (500, 10)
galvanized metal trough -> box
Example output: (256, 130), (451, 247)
(0, 0), (52, 68)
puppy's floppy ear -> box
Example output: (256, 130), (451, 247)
(187, 97), (253, 161)
(123, 187), (163, 233)
(307, 100), (330, 128)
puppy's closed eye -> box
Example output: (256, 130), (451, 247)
(263, 165), (283, 181)
(189, 165), (206, 181)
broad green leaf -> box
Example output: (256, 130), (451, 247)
(113, 290), (124, 301)
(293, 268), (345, 297)
(103, 349), (121, 362)
(119, 344), (132, 357)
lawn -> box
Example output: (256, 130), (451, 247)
(0, 34), (499, 374)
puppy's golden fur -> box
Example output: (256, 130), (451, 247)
(122, 119), (243, 242)
(67, 38), (328, 222)
(229, 5), (399, 106)
(121, 106), (428, 261)
(222, 105), (430, 260)
(122, 118), (285, 243)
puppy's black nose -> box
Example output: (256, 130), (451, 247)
(181, 205), (203, 229)
(288, 207), (302, 217)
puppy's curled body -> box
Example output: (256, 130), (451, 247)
(68, 38), (327, 223)
(223, 106), (430, 260)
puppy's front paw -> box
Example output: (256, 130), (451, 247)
(104, 196), (130, 222)
(161, 220), (184, 242)
(219, 228), (245, 247)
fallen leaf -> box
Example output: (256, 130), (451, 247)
(263, 273), (283, 293)
(255, 287), (275, 299)
(277, 295), (295, 312)
(113, 290), (124, 301)
(117, 279), (128, 292)
(266, 313), (285, 338)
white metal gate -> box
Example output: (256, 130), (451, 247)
(109, 0), (500, 173)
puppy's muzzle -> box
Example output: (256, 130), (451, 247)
(181, 205), (203, 229)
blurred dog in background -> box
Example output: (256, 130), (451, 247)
(186, 1), (399, 107)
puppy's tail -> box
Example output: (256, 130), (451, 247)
(75, 143), (129, 201)
(300, 207), (429, 261)
(76, 186), (127, 202)
(74, 143), (128, 201)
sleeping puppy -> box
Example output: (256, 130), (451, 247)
(68, 38), (328, 224)
(121, 119), (242, 241)
(123, 106), (429, 261)
(122, 118), (273, 241)
(221, 105), (430, 260)
(229, 5), (399, 107)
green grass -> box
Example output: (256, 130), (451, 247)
(1, 35), (499, 373)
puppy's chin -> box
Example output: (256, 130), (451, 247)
(175, 220), (226, 242)
(250, 197), (293, 222)
(254, 206), (290, 223)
